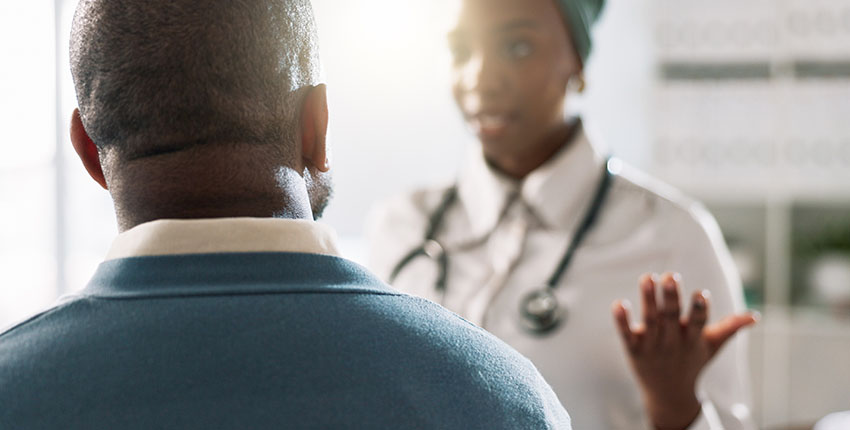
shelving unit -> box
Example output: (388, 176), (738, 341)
(649, 1), (850, 428)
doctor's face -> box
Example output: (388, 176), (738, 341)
(449, 0), (581, 165)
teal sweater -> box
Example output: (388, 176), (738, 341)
(0, 252), (570, 429)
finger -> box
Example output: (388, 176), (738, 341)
(705, 313), (759, 355)
(659, 272), (683, 349)
(639, 273), (659, 344)
(612, 300), (638, 353)
(686, 290), (710, 342)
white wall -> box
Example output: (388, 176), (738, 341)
(0, 0), (654, 315)
(311, 0), (655, 261)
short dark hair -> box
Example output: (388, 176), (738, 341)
(70, 0), (321, 160)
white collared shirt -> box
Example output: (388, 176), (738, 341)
(2, 218), (342, 335)
(367, 125), (755, 429)
(105, 217), (342, 259)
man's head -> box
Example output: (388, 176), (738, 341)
(69, 0), (332, 230)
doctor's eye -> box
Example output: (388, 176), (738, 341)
(503, 39), (533, 60)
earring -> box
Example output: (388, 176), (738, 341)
(567, 73), (586, 94)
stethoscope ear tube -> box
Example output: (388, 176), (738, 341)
(389, 247), (429, 285)
(389, 187), (458, 288)
(544, 160), (615, 288)
(389, 240), (450, 291)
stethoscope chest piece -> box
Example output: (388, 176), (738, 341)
(519, 288), (564, 334)
(422, 239), (445, 260)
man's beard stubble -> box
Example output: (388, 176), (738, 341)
(304, 167), (333, 220)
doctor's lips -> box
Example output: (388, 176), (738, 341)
(466, 111), (517, 138)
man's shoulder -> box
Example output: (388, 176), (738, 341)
(0, 278), (571, 429)
(0, 296), (82, 341)
(381, 296), (572, 428)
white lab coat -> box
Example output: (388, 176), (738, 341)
(368, 124), (756, 429)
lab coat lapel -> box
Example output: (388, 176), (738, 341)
(456, 145), (519, 240)
(522, 124), (610, 232)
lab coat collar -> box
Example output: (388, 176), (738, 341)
(457, 120), (609, 235)
(522, 122), (610, 230)
(457, 145), (520, 239)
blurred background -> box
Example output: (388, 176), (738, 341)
(1, 0), (848, 428)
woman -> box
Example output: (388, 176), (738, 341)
(368, 0), (757, 428)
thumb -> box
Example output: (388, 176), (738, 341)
(704, 313), (758, 354)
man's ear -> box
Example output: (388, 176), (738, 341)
(70, 108), (108, 190)
(300, 84), (330, 173)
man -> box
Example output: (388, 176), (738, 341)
(0, 1), (570, 428)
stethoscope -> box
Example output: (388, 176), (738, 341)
(390, 156), (619, 335)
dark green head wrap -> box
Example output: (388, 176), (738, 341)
(554, 0), (606, 64)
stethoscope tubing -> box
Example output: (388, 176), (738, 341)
(390, 157), (615, 293)
(544, 160), (615, 288)
(388, 149), (618, 333)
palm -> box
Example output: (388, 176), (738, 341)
(611, 273), (757, 430)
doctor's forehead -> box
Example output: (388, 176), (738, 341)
(448, 0), (562, 36)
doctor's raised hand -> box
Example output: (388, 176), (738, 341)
(612, 273), (758, 430)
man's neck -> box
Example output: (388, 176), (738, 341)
(114, 202), (313, 233)
(104, 146), (314, 232)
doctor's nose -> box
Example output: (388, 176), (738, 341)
(456, 51), (508, 102)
